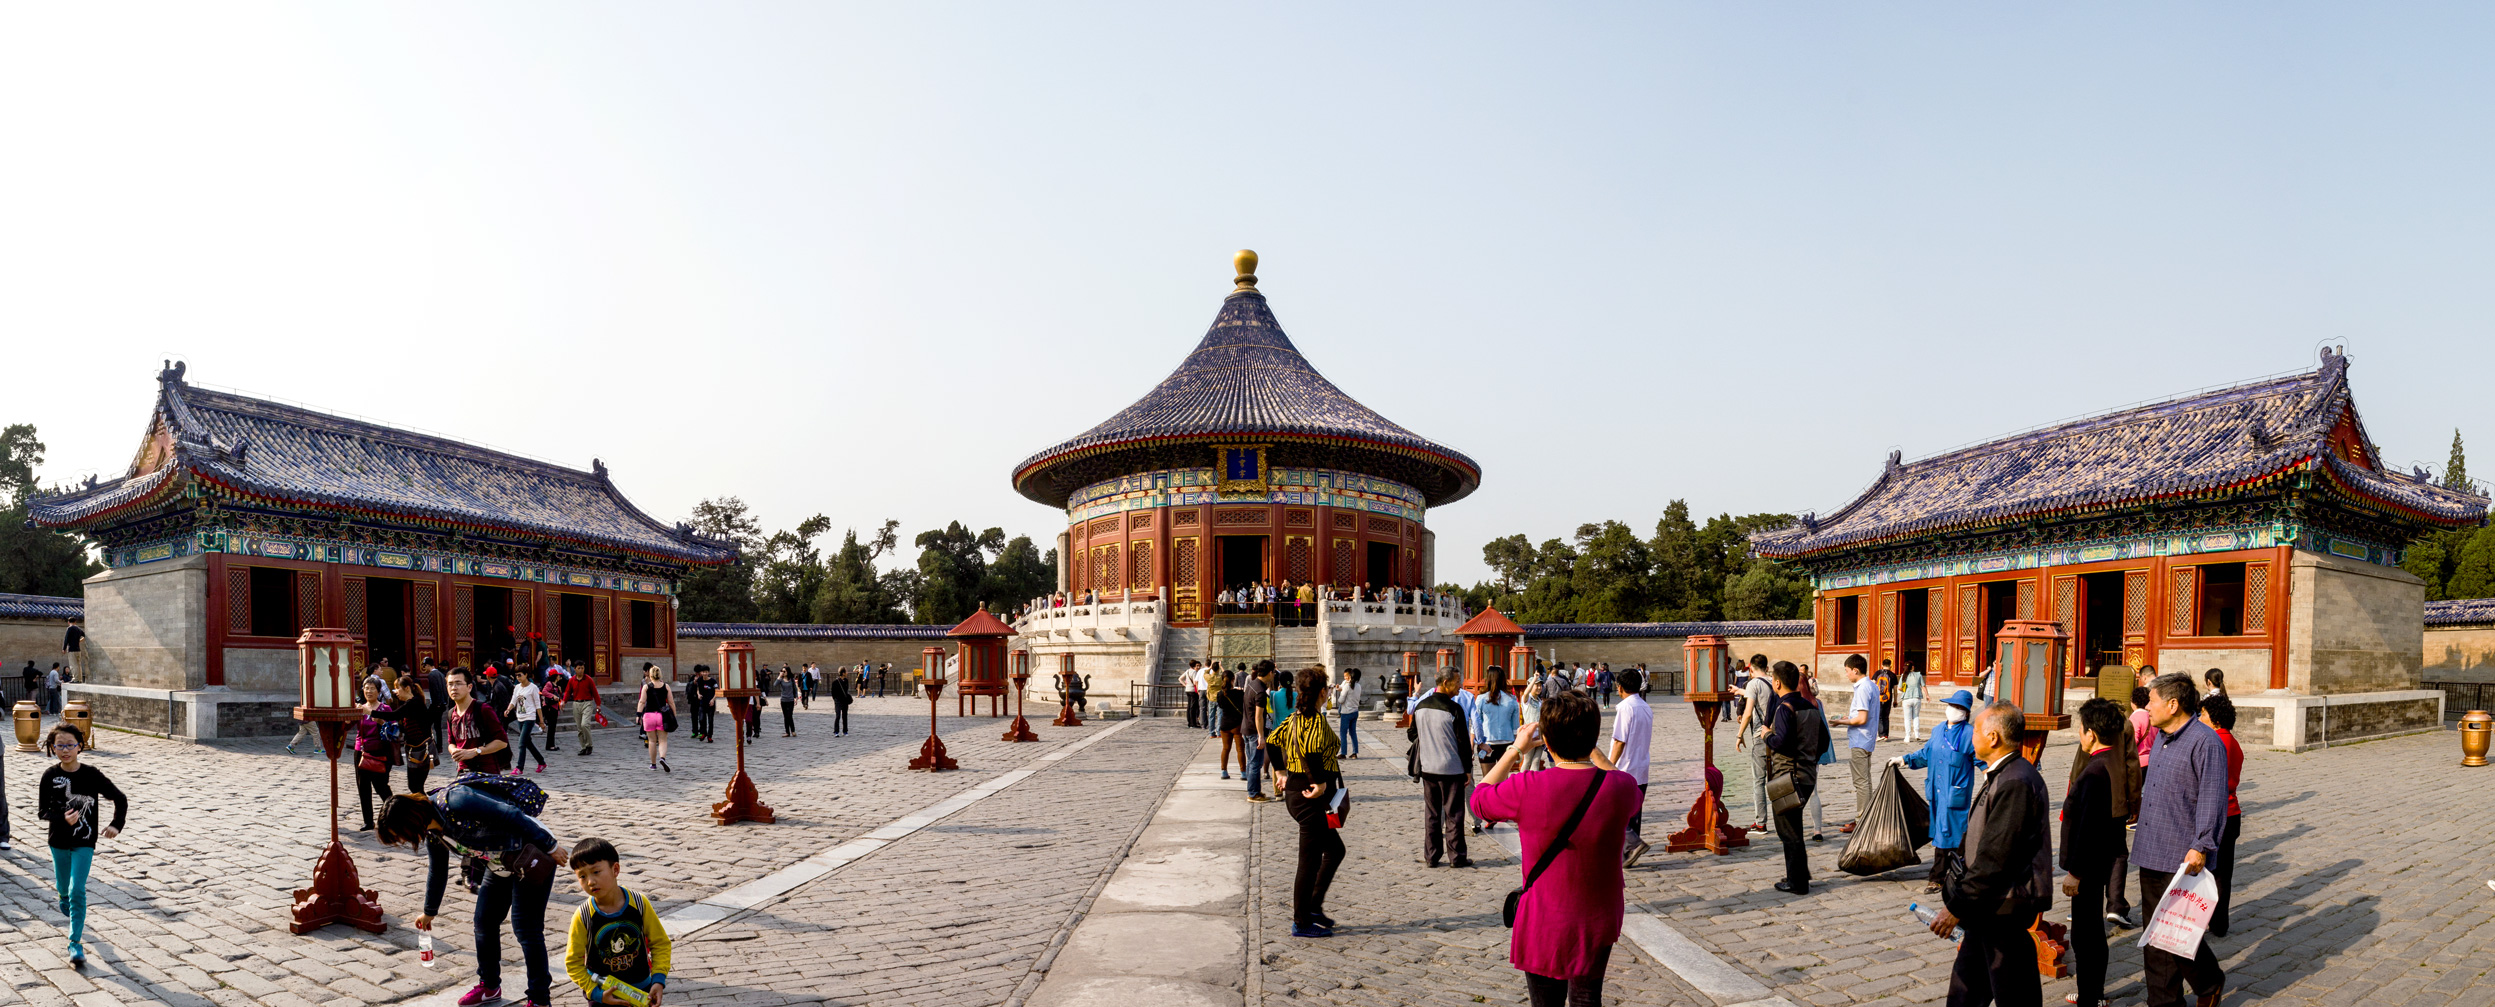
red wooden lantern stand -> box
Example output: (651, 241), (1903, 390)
(949, 605), (1013, 718)
(1003, 648), (1040, 742)
(1664, 635), (1748, 856)
(1997, 619), (2075, 979)
(289, 628), (385, 934)
(711, 640), (775, 825)
(1454, 608), (1525, 696)
(1052, 653), (1084, 727)
(911, 645), (959, 770)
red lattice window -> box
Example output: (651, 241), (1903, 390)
(1926, 588), (1945, 638)
(592, 596), (610, 675)
(414, 583), (438, 642)
(1215, 508), (1265, 526)
(2168, 568), (2198, 636)
(1129, 541), (1155, 590)
(514, 589), (533, 638)
(1286, 537), (1312, 583)
(1130, 513), (1154, 530)
(344, 578), (368, 636)
(1368, 516), (1400, 535)
(2054, 576), (2079, 674)
(2016, 580), (2037, 620)
(1333, 539), (1355, 584)
(2124, 571), (2150, 633)
(455, 585), (475, 641)
(1175, 511), (1199, 526)
(1333, 513), (1355, 529)
(1286, 509), (1312, 526)
(226, 568), (252, 634)
(2245, 563), (2270, 633)
(1958, 585), (1979, 639)
(1172, 538), (1198, 589)
(1880, 592), (1898, 643)
(295, 571), (322, 629)
(1095, 545), (1120, 589)
(1089, 517), (1121, 537)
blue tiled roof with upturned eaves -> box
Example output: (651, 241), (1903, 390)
(27, 365), (737, 567)
(0, 593), (81, 621)
(1013, 288), (1479, 508)
(1751, 350), (2489, 561)
(2426, 598), (2495, 628)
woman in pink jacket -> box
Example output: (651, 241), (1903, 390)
(1472, 690), (1641, 1006)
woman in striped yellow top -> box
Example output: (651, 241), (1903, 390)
(1265, 666), (1345, 937)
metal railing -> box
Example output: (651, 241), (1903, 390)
(1130, 682), (1188, 717)
(2425, 681), (2494, 720)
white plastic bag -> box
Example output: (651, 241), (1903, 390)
(2137, 867), (2219, 956)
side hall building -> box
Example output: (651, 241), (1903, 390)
(28, 364), (738, 739)
(1751, 349), (2489, 750)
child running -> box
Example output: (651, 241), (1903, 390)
(565, 837), (671, 1006)
(39, 723), (126, 967)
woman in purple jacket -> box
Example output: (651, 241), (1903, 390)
(1472, 690), (1641, 1007)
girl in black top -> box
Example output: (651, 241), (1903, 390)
(39, 723), (126, 966)
(638, 665), (674, 772)
(391, 675), (438, 794)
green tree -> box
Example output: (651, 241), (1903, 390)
(812, 520), (909, 624)
(981, 534), (1057, 612)
(2402, 533), (2452, 601)
(1569, 520), (1657, 623)
(0, 424), (103, 596)
(914, 522), (1006, 625)
(674, 497), (762, 622)
(1724, 559), (1813, 620)
(2446, 430), (2470, 490)
(1515, 537), (1580, 623)
(1481, 534), (1536, 595)
(753, 514), (832, 623)
(2448, 525), (2495, 600)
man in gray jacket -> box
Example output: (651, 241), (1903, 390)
(1411, 669), (1476, 868)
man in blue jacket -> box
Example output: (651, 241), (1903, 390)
(1895, 688), (1978, 895)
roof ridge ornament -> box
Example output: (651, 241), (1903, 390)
(1232, 249), (1258, 293)
(159, 359), (187, 385)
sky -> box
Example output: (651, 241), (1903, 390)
(4, 5), (2491, 588)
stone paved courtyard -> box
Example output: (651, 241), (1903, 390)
(0, 695), (2488, 1006)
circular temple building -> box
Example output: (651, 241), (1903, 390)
(1011, 252), (1481, 708)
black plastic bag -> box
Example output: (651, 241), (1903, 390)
(1897, 767), (1931, 852)
(1838, 764), (1926, 876)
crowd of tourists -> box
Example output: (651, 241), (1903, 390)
(1013, 582), (1469, 621)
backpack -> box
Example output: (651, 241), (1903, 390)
(431, 772), (549, 824)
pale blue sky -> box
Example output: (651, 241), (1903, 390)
(4, 5), (2489, 587)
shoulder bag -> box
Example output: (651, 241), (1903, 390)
(1504, 770), (1608, 928)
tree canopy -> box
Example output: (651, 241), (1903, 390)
(673, 500), (1056, 625)
(0, 424), (103, 597)
(1447, 501), (1810, 623)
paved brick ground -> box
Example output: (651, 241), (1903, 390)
(0, 696), (1124, 1006)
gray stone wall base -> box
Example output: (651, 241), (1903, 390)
(64, 683), (299, 741)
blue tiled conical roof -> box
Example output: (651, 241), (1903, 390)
(1013, 288), (1480, 507)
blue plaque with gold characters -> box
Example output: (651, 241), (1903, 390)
(1213, 444), (1270, 496)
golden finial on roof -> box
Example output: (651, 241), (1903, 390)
(1233, 249), (1259, 292)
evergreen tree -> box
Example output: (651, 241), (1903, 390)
(2448, 525), (2495, 600)
(753, 515), (832, 623)
(812, 521), (909, 624)
(980, 534), (1058, 612)
(0, 425), (101, 596)
(1568, 520), (1657, 623)
(2446, 429), (2470, 490)
(674, 497), (762, 622)
(913, 522), (1006, 625)
(2401, 533), (2450, 602)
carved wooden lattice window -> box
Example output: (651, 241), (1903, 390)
(227, 568), (252, 634)
(1286, 537), (1312, 583)
(1927, 588), (1946, 639)
(1333, 513), (1356, 529)
(2054, 576), (2079, 674)
(1216, 509), (1265, 526)
(1130, 513), (1154, 530)
(455, 586), (475, 641)
(1368, 516), (1400, 534)
(1958, 585), (1979, 639)
(296, 571), (322, 629)
(1821, 598), (1837, 644)
(592, 596), (610, 674)
(1095, 545), (1120, 589)
(1287, 509), (1312, 527)
(1129, 540), (1155, 590)
(2124, 571), (2150, 633)
(1880, 592), (1898, 644)
(1175, 511), (1199, 526)
(2016, 579), (2037, 620)
(514, 589), (533, 639)
(344, 578), (368, 636)
(413, 583), (438, 642)
(1089, 517), (1121, 537)
(2168, 568), (2198, 636)
(1172, 538), (1198, 589)
(2244, 562), (2270, 633)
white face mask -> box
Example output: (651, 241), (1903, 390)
(1944, 706), (1968, 725)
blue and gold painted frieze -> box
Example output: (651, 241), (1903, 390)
(1812, 523), (2400, 590)
(1068, 467), (1426, 524)
(104, 528), (673, 596)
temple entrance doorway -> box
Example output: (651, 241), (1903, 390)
(2079, 571), (2127, 676)
(1366, 541), (1398, 591)
(560, 593), (594, 671)
(1978, 581), (2018, 677)
(473, 585), (515, 663)
(1897, 588), (1929, 679)
(366, 577), (413, 674)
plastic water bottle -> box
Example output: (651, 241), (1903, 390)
(1909, 902), (1962, 943)
(418, 929), (435, 967)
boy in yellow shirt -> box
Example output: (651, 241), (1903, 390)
(563, 838), (671, 1006)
